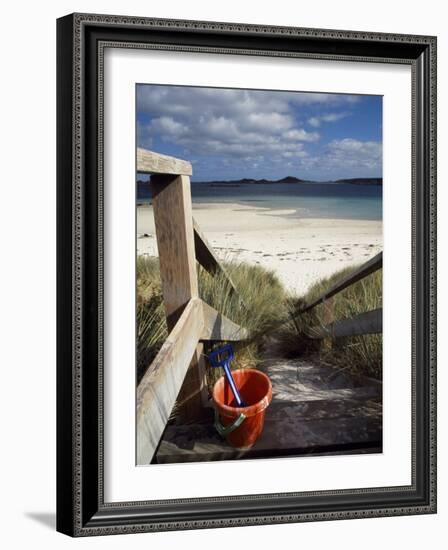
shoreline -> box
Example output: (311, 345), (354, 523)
(137, 202), (382, 296)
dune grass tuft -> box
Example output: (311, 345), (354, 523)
(136, 257), (167, 384)
(198, 261), (286, 389)
(136, 256), (286, 387)
(137, 256), (382, 388)
(276, 267), (382, 379)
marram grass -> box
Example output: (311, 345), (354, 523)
(276, 267), (382, 379)
(136, 256), (382, 387)
(136, 256), (286, 386)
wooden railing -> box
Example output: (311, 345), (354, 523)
(301, 252), (383, 340)
(241, 251), (383, 346)
(136, 149), (248, 464)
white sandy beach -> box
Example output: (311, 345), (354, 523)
(137, 202), (382, 296)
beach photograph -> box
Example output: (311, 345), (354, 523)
(135, 84), (383, 465)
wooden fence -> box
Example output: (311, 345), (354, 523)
(136, 148), (248, 464)
(300, 252), (383, 340)
(242, 251), (382, 346)
(136, 148), (383, 464)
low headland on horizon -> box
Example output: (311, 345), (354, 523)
(137, 176), (382, 193)
(191, 176), (382, 186)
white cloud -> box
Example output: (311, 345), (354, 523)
(137, 85), (377, 179)
(137, 86), (332, 158)
(302, 138), (382, 173)
(281, 150), (309, 158)
(284, 129), (319, 142)
(328, 138), (381, 159)
(149, 116), (188, 136)
(137, 87), (359, 120)
(242, 112), (293, 132)
(308, 112), (350, 128)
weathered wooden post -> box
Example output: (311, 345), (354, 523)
(151, 172), (208, 421)
(136, 149), (249, 463)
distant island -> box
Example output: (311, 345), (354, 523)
(198, 176), (308, 186)
(137, 176), (382, 196)
(192, 176), (382, 186)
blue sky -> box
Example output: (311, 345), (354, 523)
(137, 84), (382, 182)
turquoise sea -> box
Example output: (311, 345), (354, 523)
(138, 182), (382, 221)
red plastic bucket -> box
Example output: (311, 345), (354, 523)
(212, 368), (272, 449)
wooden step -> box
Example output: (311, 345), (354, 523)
(154, 361), (382, 465)
(259, 360), (381, 403)
(154, 395), (382, 464)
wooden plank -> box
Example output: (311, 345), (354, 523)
(307, 308), (382, 340)
(137, 298), (203, 465)
(155, 396), (382, 464)
(174, 344), (210, 414)
(154, 360), (382, 464)
(193, 218), (243, 303)
(239, 252), (383, 347)
(200, 299), (248, 342)
(151, 174), (207, 420)
(299, 252), (383, 314)
(137, 148), (192, 176)
(151, 174), (198, 329)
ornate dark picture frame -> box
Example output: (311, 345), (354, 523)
(56, 13), (437, 536)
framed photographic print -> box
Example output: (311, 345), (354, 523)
(56, 13), (437, 536)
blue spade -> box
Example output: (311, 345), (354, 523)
(208, 344), (246, 407)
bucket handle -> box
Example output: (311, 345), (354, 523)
(214, 409), (246, 438)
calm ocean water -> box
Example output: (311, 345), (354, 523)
(138, 182), (382, 221)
